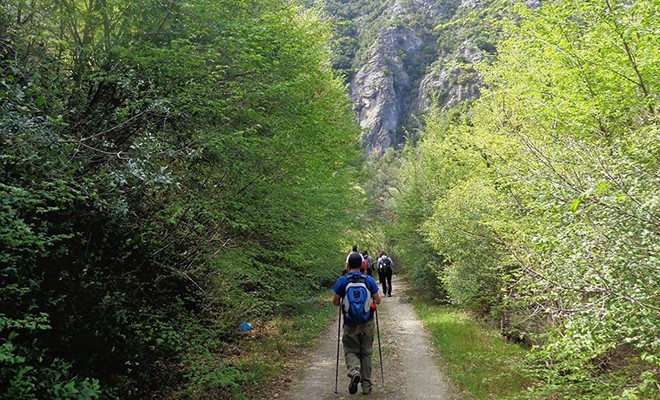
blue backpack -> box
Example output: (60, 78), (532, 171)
(342, 274), (373, 324)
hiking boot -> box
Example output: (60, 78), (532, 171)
(348, 371), (361, 394)
(362, 386), (372, 395)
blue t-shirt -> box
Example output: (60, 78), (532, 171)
(333, 272), (379, 321)
(333, 271), (379, 297)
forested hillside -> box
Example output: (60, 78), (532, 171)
(306, 0), (512, 154)
(1, 0), (364, 398)
(388, 0), (659, 398)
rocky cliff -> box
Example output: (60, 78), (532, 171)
(345, 0), (455, 154)
(350, 26), (422, 154)
(415, 38), (484, 112)
(309, 0), (541, 154)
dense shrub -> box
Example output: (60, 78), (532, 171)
(0, 0), (363, 397)
(392, 0), (659, 397)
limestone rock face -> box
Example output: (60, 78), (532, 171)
(416, 39), (484, 111)
(323, 0), (543, 154)
(460, 0), (482, 10)
(462, 0), (540, 10)
(345, 0), (468, 154)
(350, 27), (422, 154)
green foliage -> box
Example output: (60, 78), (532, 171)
(178, 294), (335, 399)
(479, 1), (659, 396)
(393, 105), (509, 312)
(1, 0), (363, 397)
(393, 0), (659, 397)
(384, 136), (451, 301)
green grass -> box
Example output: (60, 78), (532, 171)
(235, 293), (337, 398)
(413, 301), (533, 399)
(176, 292), (336, 399)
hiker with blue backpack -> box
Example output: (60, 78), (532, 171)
(333, 252), (382, 395)
(377, 251), (394, 297)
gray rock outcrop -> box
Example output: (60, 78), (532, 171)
(350, 27), (422, 154)
(321, 0), (543, 154)
(416, 39), (484, 111)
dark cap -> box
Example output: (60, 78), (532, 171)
(348, 252), (362, 269)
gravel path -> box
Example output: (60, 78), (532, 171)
(282, 277), (459, 399)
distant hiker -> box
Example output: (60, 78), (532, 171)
(361, 250), (374, 277)
(377, 251), (394, 297)
(333, 252), (382, 395)
(345, 244), (363, 274)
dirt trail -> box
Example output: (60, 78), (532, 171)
(283, 277), (458, 399)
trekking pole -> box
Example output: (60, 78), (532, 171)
(375, 306), (384, 386)
(334, 301), (342, 394)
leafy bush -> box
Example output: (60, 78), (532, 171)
(1, 0), (363, 397)
(392, 0), (659, 397)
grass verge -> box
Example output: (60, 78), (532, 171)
(175, 291), (335, 399)
(413, 301), (533, 399)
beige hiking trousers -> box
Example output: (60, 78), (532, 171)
(342, 318), (375, 391)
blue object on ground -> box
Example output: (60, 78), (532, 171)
(239, 321), (252, 331)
